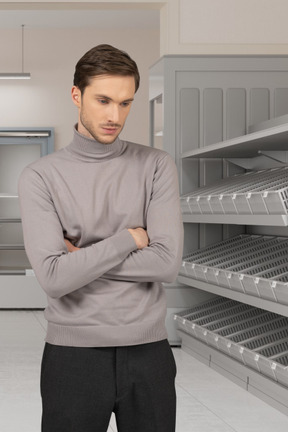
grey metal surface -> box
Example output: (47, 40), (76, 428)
(175, 300), (288, 388)
(149, 55), (288, 406)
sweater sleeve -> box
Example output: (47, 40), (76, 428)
(18, 167), (137, 299)
(104, 154), (184, 283)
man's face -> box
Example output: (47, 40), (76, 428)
(72, 74), (135, 144)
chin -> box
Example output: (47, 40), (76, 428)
(99, 137), (117, 145)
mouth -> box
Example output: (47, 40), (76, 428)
(101, 125), (120, 135)
(102, 128), (117, 134)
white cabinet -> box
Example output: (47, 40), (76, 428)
(0, 129), (54, 307)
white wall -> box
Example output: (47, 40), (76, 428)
(162, 0), (288, 55)
(2, 1), (288, 56)
(2, 0), (288, 150)
(0, 27), (160, 150)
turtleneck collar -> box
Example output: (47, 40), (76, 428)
(66, 125), (125, 162)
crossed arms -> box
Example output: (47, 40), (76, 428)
(18, 155), (183, 299)
(65, 227), (149, 253)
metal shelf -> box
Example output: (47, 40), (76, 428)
(182, 213), (288, 225)
(0, 249), (31, 277)
(0, 266), (34, 276)
(0, 268), (27, 275)
(177, 276), (288, 317)
(174, 298), (288, 388)
(179, 330), (288, 416)
(180, 234), (288, 313)
(0, 245), (25, 250)
(181, 167), (288, 225)
(149, 55), (288, 415)
(0, 219), (21, 223)
(181, 122), (288, 159)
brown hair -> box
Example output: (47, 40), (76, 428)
(73, 44), (140, 94)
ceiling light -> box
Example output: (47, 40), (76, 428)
(0, 25), (31, 80)
(0, 73), (31, 79)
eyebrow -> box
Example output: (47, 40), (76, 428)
(96, 94), (134, 103)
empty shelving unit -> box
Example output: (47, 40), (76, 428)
(149, 55), (288, 415)
(0, 128), (54, 307)
(174, 298), (288, 387)
(180, 234), (288, 304)
(181, 166), (288, 224)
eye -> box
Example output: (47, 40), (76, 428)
(98, 98), (109, 105)
(121, 101), (131, 108)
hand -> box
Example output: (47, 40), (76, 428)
(64, 238), (80, 253)
(128, 228), (149, 250)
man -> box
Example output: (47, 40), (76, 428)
(18, 44), (183, 432)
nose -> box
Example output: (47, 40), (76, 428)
(107, 104), (120, 124)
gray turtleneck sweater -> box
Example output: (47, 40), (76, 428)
(18, 127), (183, 347)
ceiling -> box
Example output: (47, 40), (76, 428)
(0, 4), (160, 29)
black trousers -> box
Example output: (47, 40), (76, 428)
(40, 339), (177, 432)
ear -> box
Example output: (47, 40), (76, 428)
(71, 86), (81, 107)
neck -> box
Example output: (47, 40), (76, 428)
(67, 125), (125, 162)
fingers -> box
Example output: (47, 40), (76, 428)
(128, 228), (149, 249)
(64, 238), (80, 252)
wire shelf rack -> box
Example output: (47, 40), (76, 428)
(180, 234), (288, 305)
(180, 167), (288, 216)
(174, 298), (288, 387)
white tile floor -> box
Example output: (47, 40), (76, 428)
(1, 310), (288, 432)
